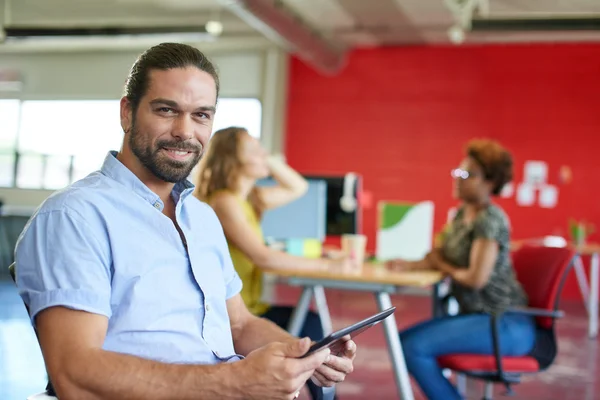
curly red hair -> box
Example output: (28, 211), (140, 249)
(466, 139), (514, 196)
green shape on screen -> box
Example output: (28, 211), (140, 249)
(380, 203), (414, 230)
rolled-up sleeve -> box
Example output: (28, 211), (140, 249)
(15, 208), (112, 323)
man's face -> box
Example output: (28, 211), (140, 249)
(123, 67), (217, 183)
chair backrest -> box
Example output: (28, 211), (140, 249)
(8, 262), (57, 397)
(512, 245), (576, 329)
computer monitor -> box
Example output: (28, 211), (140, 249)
(257, 178), (327, 241)
(303, 174), (362, 236)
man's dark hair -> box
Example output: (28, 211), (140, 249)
(124, 42), (220, 115)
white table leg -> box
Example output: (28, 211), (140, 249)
(574, 255), (590, 312)
(375, 292), (414, 400)
(313, 285), (333, 336)
(287, 286), (337, 400)
(456, 373), (467, 397)
(588, 252), (599, 339)
(287, 287), (314, 336)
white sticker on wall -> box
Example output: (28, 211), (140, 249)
(516, 183), (536, 206)
(539, 184), (559, 208)
(524, 161), (548, 186)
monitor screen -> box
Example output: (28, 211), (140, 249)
(257, 178), (327, 241)
(303, 174), (361, 236)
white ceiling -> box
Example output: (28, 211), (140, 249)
(1, 0), (600, 50)
(3, 0), (252, 34)
(284, 0), (600, 46)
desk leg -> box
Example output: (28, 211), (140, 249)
(375, 292), (414, 400)
(312, 286), (336, 400)
(575, 255), (590, 313)
(589, 253), (599, 339)
(313, 285), (334, 336)
(431, 282), (444, 318)
(287, 287), (313, 337)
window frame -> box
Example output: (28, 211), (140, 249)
(0, 97), (263, 189)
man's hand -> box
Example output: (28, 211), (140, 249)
(311, 336), (356, 387)
(236, 337), (331, 400)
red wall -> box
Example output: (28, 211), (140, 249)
(285, 43), (600, 300)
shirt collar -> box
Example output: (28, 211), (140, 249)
(100, 151), (195, 211)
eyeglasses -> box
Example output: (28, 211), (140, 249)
(451, 168), (477, 180)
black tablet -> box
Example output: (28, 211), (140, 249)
(301, 306), (396, 358)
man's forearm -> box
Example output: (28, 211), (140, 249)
(233, 314), (295, 356)
(55, 348), (245, 400)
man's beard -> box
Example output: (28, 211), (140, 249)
(129, 123), (203, 183)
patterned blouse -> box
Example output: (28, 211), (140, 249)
(442, 204), (528, 315)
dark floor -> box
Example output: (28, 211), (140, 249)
(1, 280), (598, 399)
(277, 287), (600, 400)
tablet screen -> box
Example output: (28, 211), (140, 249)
(301, 306), (396, 358)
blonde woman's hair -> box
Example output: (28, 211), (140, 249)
(194, 126), (264, 215)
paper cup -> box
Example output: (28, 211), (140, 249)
(341, 234), (367, 268)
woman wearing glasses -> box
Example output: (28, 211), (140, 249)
(387, 139), (534, 400)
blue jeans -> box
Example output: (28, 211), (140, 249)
(400, 313), (537, 400)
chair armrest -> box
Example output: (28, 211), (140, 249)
(505, 307), (564, 319)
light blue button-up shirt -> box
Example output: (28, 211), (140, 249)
(15, 151), (243, 364)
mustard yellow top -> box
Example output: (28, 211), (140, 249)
(210, 191), (270, 316)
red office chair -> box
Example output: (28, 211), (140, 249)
(437, 245), (576, 400)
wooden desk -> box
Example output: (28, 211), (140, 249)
(262, 264), (442, 287)
(262, 264), (443, 400)
(512, 240), (600, 339)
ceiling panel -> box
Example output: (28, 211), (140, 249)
(392, 0), (454, 26)
(470, 30), (600, 43)
(489, 0), (600, 16)
(1, 0), (599, 50)
(334, 0), (423, 43)
(285, 0), (355, 31)
(336, 31), (380, 47)
(0, 0), (256, 42)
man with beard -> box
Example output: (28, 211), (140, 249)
(14, 43), (356, 400)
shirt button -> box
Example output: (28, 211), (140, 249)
(153, 202), (161, 209)
(205, 304), (210, 312)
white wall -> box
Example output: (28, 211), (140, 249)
(0, 43), (289, 209)
(0, 50), (265, 99)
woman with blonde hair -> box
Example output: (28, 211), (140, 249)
(195, 127), (351, 399)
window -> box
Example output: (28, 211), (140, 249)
(17, 100), (123, 189)
(0, 98), (262, 189)
(0, 100), (20, 187)
(212, 98), (262, 138)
